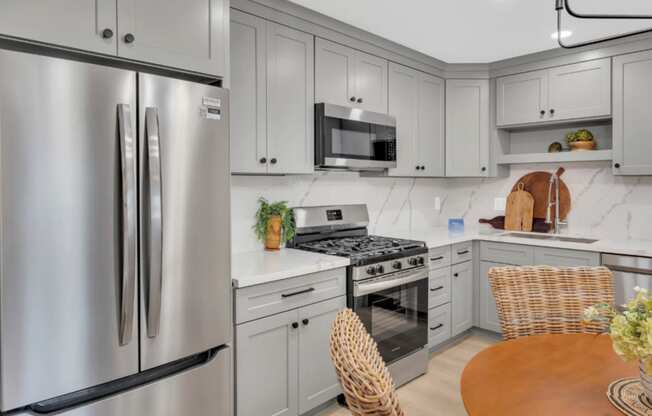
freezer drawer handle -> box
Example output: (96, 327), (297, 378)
(281, 287), (315, 298)
(117, 104), (137, 346)
(145, 107), (163, 339)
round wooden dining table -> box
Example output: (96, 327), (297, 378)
(461, 333), (638, 416)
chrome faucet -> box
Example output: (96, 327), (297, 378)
(545, 170), (567, 234)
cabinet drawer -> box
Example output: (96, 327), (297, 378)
(534, 247), (600, 267)
(235, 268), (347, 324)
(428, 303), (452, 348)
(428, 246), (452, 269)
(480, 242), (534, 265)
(429, 267), (452, 308)
(452, 242), (473, 264)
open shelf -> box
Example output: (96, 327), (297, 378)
(497, 149), (613, 165)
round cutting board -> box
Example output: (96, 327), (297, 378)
(510, 168), (571, 220)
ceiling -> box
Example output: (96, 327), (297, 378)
(287, 0), (652, 63)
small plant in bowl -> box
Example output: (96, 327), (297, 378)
(566, 129), (596, 151)
(253, 198), (295, 250)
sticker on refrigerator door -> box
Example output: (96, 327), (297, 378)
(200, 96), (222, 120)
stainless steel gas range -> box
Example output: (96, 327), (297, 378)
(288, 204), (429, 385)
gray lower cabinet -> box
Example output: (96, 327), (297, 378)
(451, 261), (473, 336)
(445, 79), (490, 177)
(230, 12), (314, 174)
(235, 295), (345, 416)
(428, 303), (452, 347)
(479, 261), (504, 334)
(534, 247), (600, 267)
(613, 49), (652, 175)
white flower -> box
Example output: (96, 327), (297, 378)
(583, 306), (600, 321)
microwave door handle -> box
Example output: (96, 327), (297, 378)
(145, 107), (163, 339)
(117, 104), (137, 346)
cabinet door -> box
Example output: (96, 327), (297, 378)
(428, 303), (452, 348)
(533, 247), (600, 267)
(613, 50), (652, 175)
(0, 0), (116, 55)
(445, 79), (489, 177)
(236, 310), (299, 416)
(479, 262), (504, 334)
(298, 297), (346, 414)
(354, 51), (388, 113)
(315, 38), (356, 107)
(496, 70), (548, 126)
(416, 73), (445, 177)
(548, 58), (611, 122)
(451, 261), (474, 337)
(387, 63), (419, 177)
(429, 267), (452, 309)
(266, 23), (314, 174)
(116, 0), (228, 77)
(230, 11), (267, 174)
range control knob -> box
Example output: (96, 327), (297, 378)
(408, 258), (419, 266)
(375, 265), (385, 274)
(366, 266), (377, 275)
(392, 261), (402, 270)
(417, 256), (425, 265)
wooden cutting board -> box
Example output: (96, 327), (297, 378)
(511, 167), (571, 220)
(505, 182), (534, 232)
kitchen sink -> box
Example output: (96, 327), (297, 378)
(501, 232), (599, 244)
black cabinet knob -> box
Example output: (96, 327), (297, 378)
(350, 96), (356, 102)
(415, 165), (420, 170)
(270, 158), (277, 164)
(291, 322), (299, 329)
(614, 163), (621, 169)
(302, 319), (309, 325)
(124, 33), (135, 44)
(421, 166), (425, 170)
(550, 109), (555, 115)
(540, 110), (545, 116)
(357, 98), (363, 104)
(454, 273), (459, 277)
(259, 157), (267, 164)
(481, 166), (487, 172)
(102, 28), (114, 39)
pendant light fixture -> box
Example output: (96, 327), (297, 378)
(555, 0), (652, 49)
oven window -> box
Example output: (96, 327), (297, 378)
(323, 116), (396, 161)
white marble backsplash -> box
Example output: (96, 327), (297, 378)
(231, 162), (652, 254)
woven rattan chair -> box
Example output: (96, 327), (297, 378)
(329, 308), (405, 416)
(488, 266), (614, 340)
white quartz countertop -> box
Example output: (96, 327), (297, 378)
(231, 248), (350, 288)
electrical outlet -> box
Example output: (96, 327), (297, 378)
(494, 197), (506, 212)
(434, 197), (441, 211)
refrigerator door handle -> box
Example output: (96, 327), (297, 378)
(117, 104), (137, 346)
(145, 107), (163, 338)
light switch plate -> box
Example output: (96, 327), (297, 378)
(434, 197), (441, 211)
(494, 197), (506, 211)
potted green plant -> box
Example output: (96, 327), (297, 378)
(566, 129), (596, 151)
(253, 198), (295, 250)
(584, 288), (652, 399)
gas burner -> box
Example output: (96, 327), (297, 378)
(296, 235), (425, 263)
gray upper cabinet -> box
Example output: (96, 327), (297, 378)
(613, 50), (652, 175)
(230, 14), (314, 175)
(0, 0), (117, 55)
(116, 0), (228, 76)
(445, 79), (489, 177)
(417, 73), (446, 177)
(496, 58), (611, 127)
(496, 70), (548, 126)
(315, 38), (388, 113)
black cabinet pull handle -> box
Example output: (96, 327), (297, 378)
(302, 319), (309, 325)
(614, 163), (621, 169)
(350, 96), (356, 102)
(430, 256), (444, 262)
(540, 110), (545, 116)
(270, 158), (278, 164)
(292, 322), (299, 329)
(454, 273), (459, 277)
(357, 98), (363, 103)
(259, 157), (267, 164)
(430, 286), (444, 292)
(281, 287), (315, 298)
(550, 109), (555, 115)
(124, 33), (135, 44)
(430, 323), (444, 331)
(457, 250), (470, 255)
(102, 28), (114, 39)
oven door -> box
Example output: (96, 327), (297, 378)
(352, 269), (428, 364)
(315, 103), (396, 169)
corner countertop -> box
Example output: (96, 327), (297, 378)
(232, 248), (350, 288)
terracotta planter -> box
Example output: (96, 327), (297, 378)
(265, 215), (283, 251)
(569, 140), (596, 151)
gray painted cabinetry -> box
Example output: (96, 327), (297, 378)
(230, 11), (314, 174)
(613, 50), (652, 175)
(315, 38), (388, 114)
(451, 260), (474, 336)
(388, 63), (445, 177)
(234, 268), (346, 416)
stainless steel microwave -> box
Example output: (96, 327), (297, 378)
(315, 103), (397, 170)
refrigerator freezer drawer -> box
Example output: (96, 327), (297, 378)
(17, 346), (232, 416)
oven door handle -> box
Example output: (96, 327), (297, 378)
(354, 270), (428, 297)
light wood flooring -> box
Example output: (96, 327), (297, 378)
(318, 332), (499, 416)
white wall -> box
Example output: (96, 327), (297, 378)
(231, 162), (652, 253)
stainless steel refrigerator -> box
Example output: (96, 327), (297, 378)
(0, 49), (232, 415)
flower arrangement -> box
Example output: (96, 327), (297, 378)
(584, 287), (652, 372)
